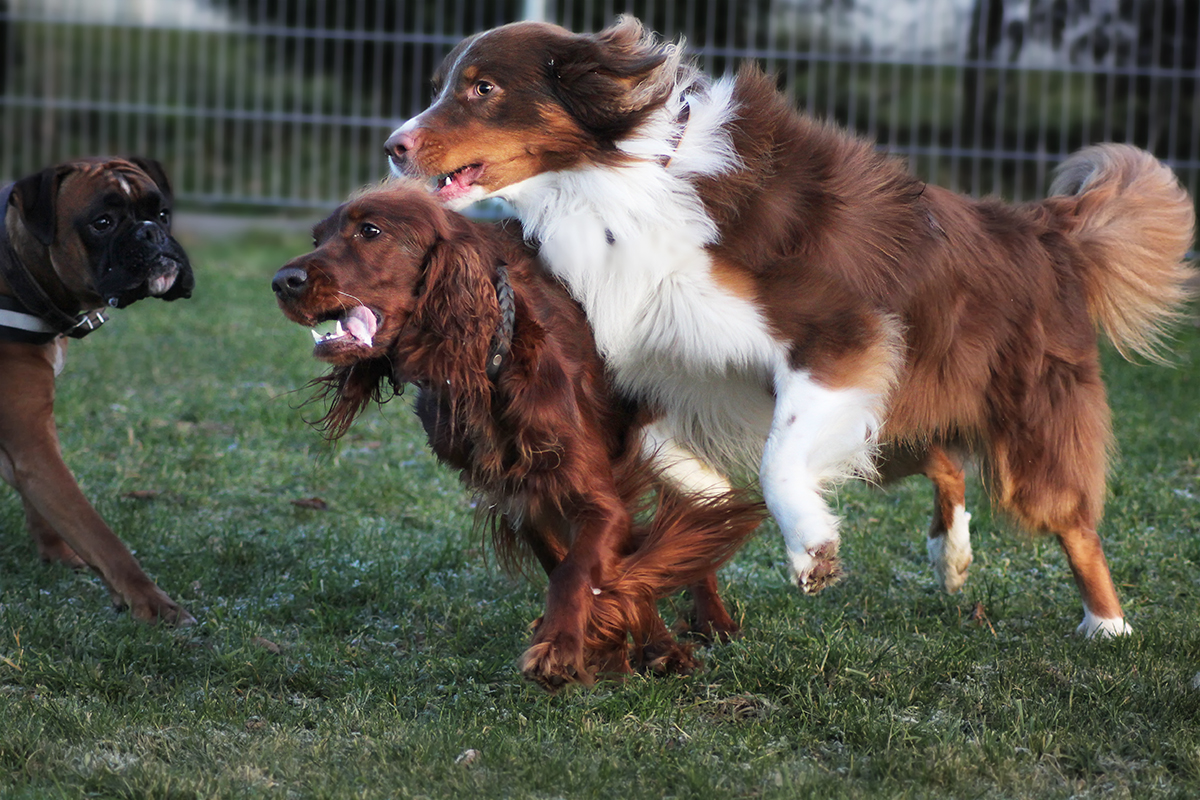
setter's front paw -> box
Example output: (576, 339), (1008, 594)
(519, 632), (591, 692)
(636, 636), (699, 676)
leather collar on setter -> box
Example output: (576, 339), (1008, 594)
(486, 263), (516, 381)
(0, 182), (108, 345)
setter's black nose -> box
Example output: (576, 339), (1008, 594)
(272, 265), (308, 298)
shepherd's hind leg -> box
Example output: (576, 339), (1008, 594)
(1057, 526), (1131, 637)
(923, 447), (973, 594)
(989, 357), (1129, 637)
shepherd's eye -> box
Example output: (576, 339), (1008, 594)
(90, 214), (114, 232)
(360, 222), (382, 239)
(474, 80), (495, 97)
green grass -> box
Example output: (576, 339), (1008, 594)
(1, 228), (1199, 799)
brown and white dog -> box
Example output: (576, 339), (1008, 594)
(272, 182), (761, 688)
(386, 17), (1197, 637)
(1, 157), (194, 624)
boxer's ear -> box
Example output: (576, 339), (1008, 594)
(127, 157), (174, 203)
(11, 166), (64, 247)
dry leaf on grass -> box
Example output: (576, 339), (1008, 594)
(121, 490), (161, 500)
(290, 497), (328, 510)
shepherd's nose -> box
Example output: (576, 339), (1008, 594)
(272, 265), (308, 298)
(385, 128), (423, 162)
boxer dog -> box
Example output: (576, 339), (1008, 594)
(1, 157), (194, 624)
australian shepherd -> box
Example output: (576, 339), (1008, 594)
(385, 17), (1196, 637)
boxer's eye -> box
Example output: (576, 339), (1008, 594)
(90, 214), (114, 233)
(158, 209), (171, 224)
(360, 222), (381, 239)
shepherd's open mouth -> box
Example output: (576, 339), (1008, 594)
(311, 305), (380, 349)
(431, 163), (484, 202)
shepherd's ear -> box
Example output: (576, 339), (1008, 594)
(11, 166), (67, 246)
(550, 17), (671, 141)
(127, 156), (175, 203)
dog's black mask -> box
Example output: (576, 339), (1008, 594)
(13, 156), (195, 310)
(92, 211), (194, 309)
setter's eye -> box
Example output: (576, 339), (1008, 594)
(360, 222), (382, 239)
(472, 80), (496, 98)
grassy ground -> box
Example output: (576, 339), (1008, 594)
(1, 228), (1198, 799)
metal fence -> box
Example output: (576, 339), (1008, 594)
(2, 0), (1197, 211)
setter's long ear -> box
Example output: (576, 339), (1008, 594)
(550, 16), (676, 143)
(410, 220), (502, 393)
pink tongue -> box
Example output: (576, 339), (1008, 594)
(436, 165), (484, 202)
(344, 306), (377, 345)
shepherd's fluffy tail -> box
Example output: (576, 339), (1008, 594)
(1049, 144), (1197, 363)
(586, 489), (764, 651)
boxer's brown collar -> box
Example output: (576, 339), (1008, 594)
(0, 182), (108, 344)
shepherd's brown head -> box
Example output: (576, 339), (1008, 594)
(384, 17), (674, 209)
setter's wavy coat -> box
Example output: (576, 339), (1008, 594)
(272, 182), (762, 689)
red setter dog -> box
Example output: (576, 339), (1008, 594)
(386, 17), (1196, 637)
(272, 181), (762, 689)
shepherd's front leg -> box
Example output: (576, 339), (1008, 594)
(760, 367), (887, 593)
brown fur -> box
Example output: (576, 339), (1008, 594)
(386, 17), (1197, 631)
(273, 182), (763, 689)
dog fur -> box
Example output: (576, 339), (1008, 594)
(386, 17), (1197, 637)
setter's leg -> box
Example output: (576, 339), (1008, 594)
(519, 488), (632, 690)
(684, 571), (740, 642)
(634, 612), (699, 676)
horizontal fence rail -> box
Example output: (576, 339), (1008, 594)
(2, 0), (1197, 210)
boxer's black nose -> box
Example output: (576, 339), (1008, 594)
(272, 265), (308, 298)
(136, 220), (166, 246)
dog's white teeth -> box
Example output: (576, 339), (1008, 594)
(443, 175), (453, 187)
(311, 329), (322, 343)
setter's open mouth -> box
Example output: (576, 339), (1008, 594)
(310, 305), (380, 357)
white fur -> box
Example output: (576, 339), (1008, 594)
(51, 338), (67, 377)
(499, 74), (889, 585)
(500, 79), (780, 475)
(761, 368), (884, 586)
(639, 420), (733, 498)
(928, 505), (972, 593)
(1078, 609), (1133, 638)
